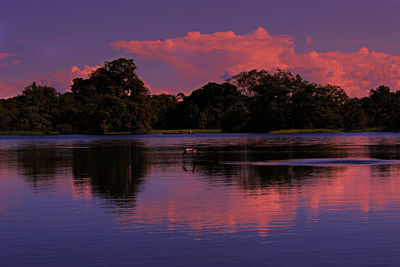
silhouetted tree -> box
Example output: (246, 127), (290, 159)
(71, 58), (151, 133)
(15, 83), (59, 130)
(170, 82), (249, 131)
(343, 98), (368, 130)
(365, 86), (400, 131)
(1, 59), (400, 133)
(150, 94), (179, 129)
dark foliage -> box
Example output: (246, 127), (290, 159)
(1, 59), (400, 133)
(170, 82), (249, 131)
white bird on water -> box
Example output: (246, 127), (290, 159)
(182, 148), (197, 156)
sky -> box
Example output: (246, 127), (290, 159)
(1, 0), (400, 98)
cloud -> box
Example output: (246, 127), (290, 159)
(0, 53), (18, 60)
(112, 27), (291, 79)
(111, 27), (400, 97)
(0, 64), (102, 98)
(70, 65), (102, 79)
(0, 79), (29, 98)
(290, 48), (400, 96)
(306, 36), (312, 51)
(0, 53), (20, 66)
(0, 82), (18, 98)
(30, 64), (102, 92)
(306, 36), (312, 46)
(0, 59), (21, 66)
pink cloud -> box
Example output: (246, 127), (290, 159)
(0, 64), (102, 98)
(111, 27), (292, 79)
(111, 27), (400, 97)
(28, 64), (102, 93)
(0, 59), (21, 66)
(0, 53), (20, 67)
(0, 82), (17, 98)
(306, 36), (313, 52)
(70, 64), (102, 78)
(0, 79), (29, 98)
(306, 36), (312, 46)
(0, 53), (18, 60)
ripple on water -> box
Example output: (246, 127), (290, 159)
(224, 158), (400, 167)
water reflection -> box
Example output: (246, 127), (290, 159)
(124, 163), (400, 237)
(2, 134), (400, 265)
(0, 139), (150, 207)
(108, 135), (400, 238)
(0, 144), (71, 190)
(185, 144), (346, 190)
(18, 145), (70, 184)
(178, 138), (400, 192)
(1, 134), (399, 208)
(72, 141), (149, 207)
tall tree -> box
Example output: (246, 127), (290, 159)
(71, 58), (151, 133)
(150, 94), (179, 129)
(16, 83), (59, 130)
(365, 86), (400, 131)
(230, 70), (298, 131)
(171, 82), (248, 131)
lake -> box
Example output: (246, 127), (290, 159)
(1, 133), (400, 266)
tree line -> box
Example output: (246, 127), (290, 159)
(0, 57), (399, 133)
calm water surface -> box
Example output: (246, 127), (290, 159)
(1, 133), (400, 266)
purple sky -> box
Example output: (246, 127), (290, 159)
(1, 0), (400, 97)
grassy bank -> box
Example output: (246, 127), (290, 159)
(349, 128), (381, 132)
(0, 130), (61, 135)
(0, 128), (386, 136)
(0, 129), (223, 135)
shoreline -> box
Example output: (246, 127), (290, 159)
(0, 128), (385, 136)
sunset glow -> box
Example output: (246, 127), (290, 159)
(1, 1), (400, 97)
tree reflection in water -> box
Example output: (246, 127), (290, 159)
(0, 139), (150, 211)
(72, 141), (149, 209)
(13, 144), (71, 190)
(187, 144), (347, 191)
(2, 134), (400, 239)
(183, 141), (400, 192)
